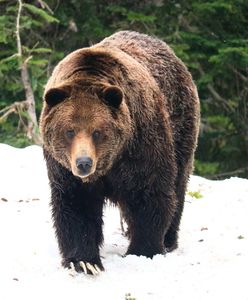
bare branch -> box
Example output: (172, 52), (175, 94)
(0, 108), (16, 122)
(24, 55), (33, 65)
(209, 166), (248, 179)
(206, 83), (232, 110)
(38, 0), (54, 15)
(230, 66), (248, 83)
(16, 0), (23, 58)
(0, 101), (28, 123)
(207, 83), (234, 112)
(198, 65), (234, 113)
(178, 15), (197, 32)
(0, 105), (15, 115)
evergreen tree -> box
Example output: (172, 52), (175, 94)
(0, 0), (247, 177)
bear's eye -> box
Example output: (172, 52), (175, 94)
(66, 129), (75, 139)
(92, 130), (101, 142)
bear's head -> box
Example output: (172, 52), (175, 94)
(40, 79), (132, 182)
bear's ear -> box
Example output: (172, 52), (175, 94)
(44, 86), (71, 107)
(101, 86), (123, 109)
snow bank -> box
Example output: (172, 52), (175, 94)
(0, 144), (247, 300)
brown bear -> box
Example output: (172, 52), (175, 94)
(40, 31), (200, 275)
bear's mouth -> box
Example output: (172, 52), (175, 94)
(76, 170), (99, 183)
(71, 163), (96, 180)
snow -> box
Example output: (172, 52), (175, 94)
(0, 143), (247, 300)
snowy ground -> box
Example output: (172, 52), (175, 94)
(0, 144), (247, 300)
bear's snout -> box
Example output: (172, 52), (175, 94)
(70, 133), (97, 179)
(76, 156), (93, 176)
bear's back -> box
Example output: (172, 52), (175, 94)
(98, 31), (196, 116)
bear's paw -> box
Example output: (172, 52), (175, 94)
(69, 260), (103, 276)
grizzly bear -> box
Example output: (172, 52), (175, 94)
(40, 31), (200, 275)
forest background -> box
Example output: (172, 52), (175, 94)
(0, 0), (247, 179)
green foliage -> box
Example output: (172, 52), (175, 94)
(0, 0), (247, 177)
(195, 160), (220, 177)
(187, 190), (203, 199)
(160, 0), (248, 178)
(0, 0), (60, 146)
(23, 3), (59, 23)
(1, 131), (32, 148)
(125, 293), (136, 300)
(237, 235), (244, 239)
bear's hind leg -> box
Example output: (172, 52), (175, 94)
(120, 189), (176, 258)
(164, 162), (192, 252)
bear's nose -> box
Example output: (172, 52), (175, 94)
(76, 156), (93, 175)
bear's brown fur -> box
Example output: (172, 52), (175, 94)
(40, 31), (200, 274)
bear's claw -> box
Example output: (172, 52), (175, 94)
(85, 262), (100, 275)
(70, 261), (76, 272)
(79, 261), (87, 274)
(69, 261), (102, 275)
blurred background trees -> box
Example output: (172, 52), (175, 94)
(0, 0), (247, 178)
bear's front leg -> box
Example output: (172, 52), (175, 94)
(51, 180), (104, 274)
(45, 152), (104, 274)
(52, 186), (104, 274)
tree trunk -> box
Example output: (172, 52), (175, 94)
(20, 59), (41, 144)
(16, 0), (41, 144)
